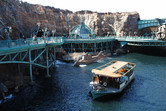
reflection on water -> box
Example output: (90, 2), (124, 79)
(0, 94), (13, 104)
(1, 53), (166, 111)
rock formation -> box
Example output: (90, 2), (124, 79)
(0, 0), (140, 38)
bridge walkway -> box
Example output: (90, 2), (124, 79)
(114, 36), (166, 47)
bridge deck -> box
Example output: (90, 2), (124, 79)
(115, 36), (166, 47)
(0, 37), (63, 56)
(115, 36), (164, 42)
(0, 36), (166, 56)
(138, 19), (166, 30)
(63, 37), (115, 43)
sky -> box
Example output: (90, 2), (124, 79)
(21, 0), (166, 20)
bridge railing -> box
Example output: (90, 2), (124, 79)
(47, 37), (63, 44)
(63, 36), (115, 42)
(0, 35), (163, 49)
(114, 36), (157, 41)
(0, 37), (63, 49)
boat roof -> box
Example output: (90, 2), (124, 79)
(92, 61), (135, 78)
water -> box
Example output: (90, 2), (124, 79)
(1, 53), (166, 111)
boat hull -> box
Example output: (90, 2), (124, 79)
(91, 90), (109, 99)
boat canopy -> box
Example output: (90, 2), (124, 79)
(92, 61), (135, 78)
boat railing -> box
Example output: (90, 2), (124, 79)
(114, 63), (136, 76)
(95, 61), (117, 70)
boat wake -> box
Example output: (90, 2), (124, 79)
(96, 60), (104, 63)
(56, 60), (66, 65)
(79, 64), (87, 67)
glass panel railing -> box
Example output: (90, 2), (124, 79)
(0, 37), (63, 49)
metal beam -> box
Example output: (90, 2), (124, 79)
(46, 47), (50, 77)
(32, 63), (47, 68)
(12, 53), (19, 61)
(29, 49), (33, 82)
(32, 49), (46, 63)
(0, 61), (29, 64)
(0, 55), (7, 62)
(21, 52), (28, 61)
(48, 60), (56, 68)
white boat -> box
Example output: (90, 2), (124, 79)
(89, 61), (136, 99)
(73, 51), (111, 67)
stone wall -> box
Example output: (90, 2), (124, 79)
(0, 0), (140, 39)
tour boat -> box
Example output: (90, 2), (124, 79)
(89, 61), (136, 99)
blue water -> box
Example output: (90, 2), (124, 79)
(1, 53), (166, 111)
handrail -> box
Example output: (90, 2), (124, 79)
(0, 36), (164, 50)
(115, 36), (162, 42)
(63, 36), (115, 41)
(0, 37), (63, 49)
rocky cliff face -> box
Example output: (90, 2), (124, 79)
(0, 0), (140, 39)
(74, 11), (139, 36)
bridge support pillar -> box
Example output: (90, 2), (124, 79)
(106, 42), (108, 52)
(18, 53), (22, 75)
(95, 43), (97, 52)
(29, 49), (35, 85)
(46, 47), (51, 78)
(101, 42), (103, 51)
(71, 43), (73, 53)
(18, 64), (21, 75)
(54, 47), (56, 66)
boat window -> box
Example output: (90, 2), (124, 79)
(93, 75), (99, 83)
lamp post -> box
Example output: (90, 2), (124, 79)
(134, 31), (137, 36)
(36, 22), (41, 36)
(113, 32), (116, 37)
(44, 28), (47, 43)
(37, 22), (41, 27)
(107, 32), (110, 37)
(52, 29), (56, 37)
(5, 26), (12, 40)
(5, 26), (12, 47)
(124, 32), (127, 37)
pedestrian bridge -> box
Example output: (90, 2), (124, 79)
(138, 19), (166, 30)
(0, 37), (64, 84)
(1, 36), (166, 57)
(115, 36), (166, 47)
(0, 36), (166, 83)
